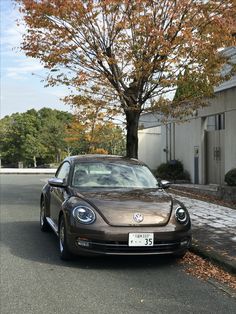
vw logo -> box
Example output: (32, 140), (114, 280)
(133, 213), (144, 223)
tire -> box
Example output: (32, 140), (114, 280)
(59, 215), (73, 261)
(40, 199), (50, 232)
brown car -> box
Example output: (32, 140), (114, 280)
(40, 155), (191, 260)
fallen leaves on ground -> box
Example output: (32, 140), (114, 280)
(180, 252), (236, 290)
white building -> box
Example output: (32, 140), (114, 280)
(138, 47), (236, 185)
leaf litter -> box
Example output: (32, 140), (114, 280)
(180, 252), (236, 291)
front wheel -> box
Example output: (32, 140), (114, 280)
(59, 215), (73, 261)
(40, 199), (50, 232)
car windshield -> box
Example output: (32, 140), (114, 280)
(72, 161), (158, 189)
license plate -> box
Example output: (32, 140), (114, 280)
(128, 233), (154, 247)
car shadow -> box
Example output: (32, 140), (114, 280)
(1, 220), (181, 270)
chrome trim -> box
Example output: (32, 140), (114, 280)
(48, 177), (66, 187)
(133, 213), (144, 223)
(175, 207), (189, 224)
(86, 241), (181, 247)
(46, 217), (58, 234)
(73, 206), (96, 224)
(75, 238), (191, 255)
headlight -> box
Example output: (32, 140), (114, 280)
(73, 206), (96, 224)
(175, 207), (189, 224)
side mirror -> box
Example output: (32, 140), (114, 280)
(160, 180), (171, 189)
(48, 177), (67, 188)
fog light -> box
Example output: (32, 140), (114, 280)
(77, 237), (90, 247)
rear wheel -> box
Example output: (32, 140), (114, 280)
(40, 199), (50, 232)
(59, 215), (73, 261)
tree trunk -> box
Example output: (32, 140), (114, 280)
(33, 156), (37, 168)
(125, 109), (141, 158)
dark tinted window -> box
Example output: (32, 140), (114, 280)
(207, 113), (225, 131)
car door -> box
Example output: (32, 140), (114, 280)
(50, 161), (71, 227)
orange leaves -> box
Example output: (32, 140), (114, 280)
(89, 147), (108, 155)
(64, 115), (125, 155)
(15, 0), (236, 122)
(181, 252), (236, 291)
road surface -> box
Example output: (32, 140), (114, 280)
(0, 174), (235, 314)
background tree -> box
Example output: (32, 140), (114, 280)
(37, 107), (73, 163)
(0, 110), (41, 166)
(0, 107), (125, 167)
(70, 99), (125, 154)
(88, 121), (125, 155)
(64, 117), (88, 155)
(16, 0), (236, 158)
(0, 115), (19, 166)
(0, 108), (73, 167)
(65, 114), (125, 156)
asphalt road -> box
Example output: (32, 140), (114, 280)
(0, 174), (235, 314)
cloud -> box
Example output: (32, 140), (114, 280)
(0, 1), (72, 118)
(6, 62), (45, 80)
(1, 1), (44, 80)
(1, 1), (24, 50)
(0, 80), (71, 118)
(1, 24), (25, 50)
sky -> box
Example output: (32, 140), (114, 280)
(0, 0), (72, 118)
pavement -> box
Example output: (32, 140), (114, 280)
(1, 168), (235, 274)
(170, 192), (236, 274)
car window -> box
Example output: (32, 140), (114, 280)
(72, 161), (157, 188)
(56, 162), (71, 182)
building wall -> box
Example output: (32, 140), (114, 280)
(138, 46), (236, 184)
(138, 126), (162, 171)
(171, 118), (202, 182)
(138, 87), (236, 184)
(225, 106), (236, 173)
(202, 87), (236, 180)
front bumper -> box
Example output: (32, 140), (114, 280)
(66, 227), (191, 256)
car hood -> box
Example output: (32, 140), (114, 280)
(74, 188), (173, 227)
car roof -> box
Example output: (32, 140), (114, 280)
(63, 154), (144, 165)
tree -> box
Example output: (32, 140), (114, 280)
(16, 0), (236, 158)
(0, 111), (41, 166)
(64, 115), (125, 156)
(87, 121), (125, 155)
(22, 133), (47, 167)
(0, 108), (73, 167)
(83, 121), (125, 155)
(64, 118), (88, 155)
(0, 115), (19, 165)
(0, 107), (125, 167)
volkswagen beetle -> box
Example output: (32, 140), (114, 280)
(40, 155), (191, 260)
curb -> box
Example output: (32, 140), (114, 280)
(190, 240), (236, 275)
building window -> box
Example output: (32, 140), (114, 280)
(207, 113), (225, 131)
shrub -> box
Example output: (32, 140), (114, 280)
(225, 168), (236, 186)
(155, 160), (190, 182)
